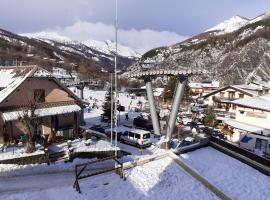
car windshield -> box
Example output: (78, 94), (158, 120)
(143, 133), (150, 139)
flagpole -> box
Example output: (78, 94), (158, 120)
(114, 0), (118, 157)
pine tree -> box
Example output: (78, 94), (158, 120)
(102, 87), (114, 120)
(163, 77), (190, 102)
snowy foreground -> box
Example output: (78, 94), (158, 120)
(1, 147), (270, 200)
(0, 157), (218, 200)
(181, 147), (270, 200)
(1, 90), (270, 200)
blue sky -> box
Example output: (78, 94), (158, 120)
(1, 0), (270, 53)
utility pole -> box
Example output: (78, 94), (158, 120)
(114, 0), (118, 157)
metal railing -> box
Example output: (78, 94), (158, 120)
(73, 155), (124, 193)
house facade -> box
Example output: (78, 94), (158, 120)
(0, 66), (83, 144)
(202, 84), (270, 121)
(189, 81), (219, 97)
(225, 96), (270, 156)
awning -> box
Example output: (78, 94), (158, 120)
(1, 104), (81, 121)
(225, 119), (270, 137)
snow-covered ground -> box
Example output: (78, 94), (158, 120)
(0, 144), (44, 161)
(48, 139), (118, 153)
(1, 89), (269, 200)
(82, 89), (146, 127)
(0, 157), (219, 200)
(181, 147), (270, 200)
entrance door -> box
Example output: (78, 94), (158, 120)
(255, 138), (268, 153)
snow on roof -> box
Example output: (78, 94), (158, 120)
(189, 81), (219, 89)
(0, 66), (82, 106)
(203, 85), (256, 98)
(225, 119), (270, 137)
(1, 104), (81, 121)
(231, 96), (270, 112)
(0, 66), (34, 104)
(129, 128), (151, 135)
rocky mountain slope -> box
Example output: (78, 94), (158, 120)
(131, 11), (270, 85)
(0, 29), (140, 79)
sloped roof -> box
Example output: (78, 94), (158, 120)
(0, 66), (83, 106)
(203, 85), (255, 98)
(231, 96), (270, 112)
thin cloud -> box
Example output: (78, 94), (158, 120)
(28, 21), (189, 54)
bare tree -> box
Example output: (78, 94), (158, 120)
(19, 85), (45, 153)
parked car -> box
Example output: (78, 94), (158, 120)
(89, 124), (108, 133)
(181, 117), (192, 126)
(175, 137), (196, 149)
(120, 129), (152, 148)
(190, 121), (204, 133)
(104, 125), (131, 140)
(133, 114), (153, 130)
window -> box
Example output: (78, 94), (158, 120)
(239, 93), (244, 98)
(239, 110), (245, 114)
(135, 134), (140, 139)
(129, 132), (134, 137)
(232, 104), (236, 110)
(220, 92), (225, 97)
(143, 133), (150, 139)
(228, 92), (235, 100)
(34, 89), (45, 103)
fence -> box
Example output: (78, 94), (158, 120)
(73, 155), (124, 193)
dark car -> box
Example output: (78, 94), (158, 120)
(89, 124), (108, 133)
(133, 115), (153, 130)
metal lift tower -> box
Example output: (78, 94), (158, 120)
(127, 69), (202, 148)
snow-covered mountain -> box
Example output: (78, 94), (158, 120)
(0, 29), (140, 79)
(130, 11), (270, 85)
(206, 15), (249, 34)
(84, 39), (141, 58)
(22, 31), (140, 59)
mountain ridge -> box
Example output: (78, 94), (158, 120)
(0, 28), (140, 79)
(131, 11), (270, 85)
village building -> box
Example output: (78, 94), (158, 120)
(52, 67), (80, 85)
(202, 84), (270, 121)
(225, 95), (270, 157)
(189, 81), (219, 97)
(0, 66), (83, 144)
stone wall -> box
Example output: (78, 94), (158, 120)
(0, 153), (49, 165)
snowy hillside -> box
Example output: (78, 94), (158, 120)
(131, 11), (270, 85)
(22, 32), (140, 59)
(206, 15), (249, 34)
(21, 31), (72, 42)
(0, 28), (139, 75)
(84, 39), (141, 58)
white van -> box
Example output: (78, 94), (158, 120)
(120, 129), (151, 148)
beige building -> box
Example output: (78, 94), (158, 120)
(189, 81), (219, 97)
(202, 84), (270, 120)
(225, 96), (270, 156)
(0, 66), (83, 144)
